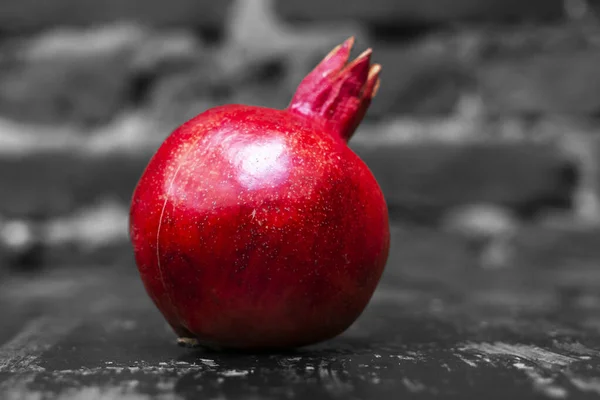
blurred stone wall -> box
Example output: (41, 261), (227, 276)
(1, 0), (600, 267)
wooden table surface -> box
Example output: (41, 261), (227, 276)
(2, 227), (600, 399)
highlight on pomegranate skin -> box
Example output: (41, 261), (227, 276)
(129, 37), (390, 350)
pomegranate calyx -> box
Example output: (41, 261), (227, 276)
(287, 37), (381, 142)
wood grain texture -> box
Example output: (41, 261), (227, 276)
(2, 227), (600, 399)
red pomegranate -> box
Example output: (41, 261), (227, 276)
(129, 38), (390, 350)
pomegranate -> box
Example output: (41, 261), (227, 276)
(129, 38), (390, 350)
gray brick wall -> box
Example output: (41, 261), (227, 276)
(1, 0), (600, 267)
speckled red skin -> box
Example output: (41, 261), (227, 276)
(129, 38), (390, 350)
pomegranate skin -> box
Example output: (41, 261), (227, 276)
(129, 38), (390, 350)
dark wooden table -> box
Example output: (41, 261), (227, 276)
(2, 226), (600, 399)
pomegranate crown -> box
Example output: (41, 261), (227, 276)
(288, 37), (381, 142)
